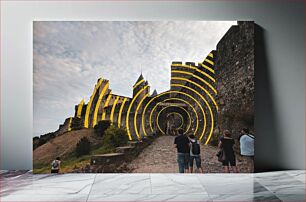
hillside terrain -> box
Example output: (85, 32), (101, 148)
(33, 128), (103, 173)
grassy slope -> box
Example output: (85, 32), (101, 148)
(33, 128), (112, 174)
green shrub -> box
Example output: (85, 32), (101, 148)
(102, 125), (129, 148)
(94, 120), (111, 136)
(76, 137), (91, 157)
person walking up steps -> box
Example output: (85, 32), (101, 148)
(188, 135), (203, 173)
(218, 130), (238, 173)
(173, 128), (190, 173)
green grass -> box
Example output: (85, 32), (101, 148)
(33, 145), (115, 174)
(33, 125), (129, 174)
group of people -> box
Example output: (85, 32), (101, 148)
(173, 128), (204, 173)
(51, 128), (254, 174)
(173, 128), (254, 173)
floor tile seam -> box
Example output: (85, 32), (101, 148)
(253, 179), (303, 196)
(149, 173), (153, 195)
(86, 174), (98, 202)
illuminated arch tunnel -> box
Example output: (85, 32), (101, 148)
(72, 51), (218, 144)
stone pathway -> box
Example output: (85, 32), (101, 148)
(127, 135), (250, 173)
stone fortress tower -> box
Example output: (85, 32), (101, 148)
(52, 21), (254, 144)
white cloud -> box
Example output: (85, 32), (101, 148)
(33, 21), (236, 136)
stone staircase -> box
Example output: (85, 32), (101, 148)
(90, 135), (156, 173)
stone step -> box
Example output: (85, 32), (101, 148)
(91, 153), (125, 165)
(116, 146), (135, 153)
(128, 141), (140, 146)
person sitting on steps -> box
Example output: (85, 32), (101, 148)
(51, 157), (61, 174)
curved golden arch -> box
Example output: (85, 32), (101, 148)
(171, 70), (217, 95)
(101, 91), (113, 120)
(133, 79), (145, 89)
(199, 62), (214, 74)
(142, 91), (205, 139)
(84, 79), (103, 128)
(68, 117), (72, 131)
(134, 93), (149, 139)
(172, 77), (218, 111)
(117, 98), (127, 128)
(143, 97), (198, 137)
(171, 64), (215, 83)
(205, 58), (214, 66)
(76, 99), (85, 118)
(149, 95), (204, 135)
(149, 91), (206, 138)
(171, 83), (214, 144)
(92, 81), (110, 127)
(157, 106), (191, 135)
(110, 96), (120, 122)
(126, 85), (149, 140)
(167, 112), (185, 129)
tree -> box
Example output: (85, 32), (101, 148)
(76, 137), (91, 157)
(102, 125), (129, 148)
(94, 120), (111, 136)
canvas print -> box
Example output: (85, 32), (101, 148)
(33, 21), (255, 173)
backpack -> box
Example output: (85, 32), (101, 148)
(247, 134), (255, 139)
(52, 160), (59, 169)
(191, 140), (200, 155)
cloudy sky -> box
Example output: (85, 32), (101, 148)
(33, 21), (236, 137)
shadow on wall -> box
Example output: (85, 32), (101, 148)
(254, 24), (284, 172)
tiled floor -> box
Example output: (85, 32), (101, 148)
(0, 170), (305, 201)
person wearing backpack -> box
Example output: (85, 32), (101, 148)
(188, 135), (203, 173)
(239, 128), (255, 172)
(51, 157), (61, 174)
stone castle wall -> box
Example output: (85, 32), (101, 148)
(215, 21), (255, 136)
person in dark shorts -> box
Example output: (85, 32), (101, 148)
(173, 128), (190, 173)
(51, 157), (61, 174)
(188, 135), (203, 173)
(218, 130), (238, 173)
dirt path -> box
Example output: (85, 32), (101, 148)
(127, 135), (249, 173)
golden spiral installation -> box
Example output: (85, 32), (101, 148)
(77, 51), (218, 144)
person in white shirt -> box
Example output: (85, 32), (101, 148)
(51, 157), (61, 174)
(239, 128), (255, 172)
